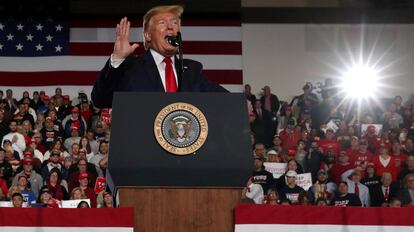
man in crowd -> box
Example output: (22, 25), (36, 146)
(341, 168), (370, 206)
(400, 173), (414, 206)
(251, 157), (273, 193)
(279, 170), (304, 204)
(332, 181), (362, 207)
(91, 5), (227, 108)
(370, 172), (399, 207)
(398, 155), (414, 183)
(12, 157), (43, 198)
(1, 120), (26, 157)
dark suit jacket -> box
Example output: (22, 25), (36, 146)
(370, 183), (399, 207)
(400, 188), (414, 206)
(92, 51), (228, 108)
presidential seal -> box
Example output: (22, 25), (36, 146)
(154, 102), (208, 155)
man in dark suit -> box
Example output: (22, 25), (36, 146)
(92, 5), (227, 108)
(400, 173), (414, 206)
(370, 172), (399, 207)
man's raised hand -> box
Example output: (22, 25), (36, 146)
(112, 17), (139, 59)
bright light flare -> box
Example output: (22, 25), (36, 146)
(340, 64), (380, 100)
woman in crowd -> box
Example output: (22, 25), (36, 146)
(43, 138), (70, 161)
(70, 187), (87, 200)
(43, 168), (69, 201)
(264, 188), (279, 205)
(79, 137), (94, 161)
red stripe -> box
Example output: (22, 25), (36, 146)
(70, 19), (240, 28)
(235, 204), (414, 226)
(0, 70), (242, 86)
(69, 41), (242, 55)
(203, 70), (242, 84)
(0, 208), (134, 227)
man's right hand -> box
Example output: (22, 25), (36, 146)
(112, 17), (139, 60)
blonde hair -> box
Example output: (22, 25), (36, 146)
(70, 187), (87, 200)
(142, 5), (183, 49)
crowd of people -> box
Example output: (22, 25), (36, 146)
(243, 79), (414, 207)
(2, 79), (414, 209)
(0, 88), (113, 208)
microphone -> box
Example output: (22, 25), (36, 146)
(166, 32), (182, 47)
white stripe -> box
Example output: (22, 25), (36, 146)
(4, 85), (242, 100)
(0, 55), (241, 71)
(0, 227), (133, 232)
(235, 224), (413, 232)
(70, 26), (242, 43)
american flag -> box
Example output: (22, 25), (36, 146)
(0, 20), (69, 56)
(0, 17), (243, 97)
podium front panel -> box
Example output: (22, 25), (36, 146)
(108, 93), (253, 187)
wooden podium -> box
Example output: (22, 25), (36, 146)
(107, 93), (252, 232)
(118, 187), (242, 232)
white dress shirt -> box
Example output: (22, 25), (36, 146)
(110, 49), (178, 91)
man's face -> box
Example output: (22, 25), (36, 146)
(359, 143), (368, 151)
(352, 172), (361, 183)
(23, 164), (33, 173)
(45, 120), (54, 129)
(286, 176), (296, 185)
(254, 145), (265, 156)
(406, 156), (414, 168)
(78, 160), (87, 171)
(18, 177), (28, 187)
(392, 143), (400, 153)
(79, 177), (88, 187)
(145, 11), (180, 57)
(326, 131), (334, 140)
(72, 144), (80, 155)
(50, 154), (60, 163)
(12, 195), (23, 208)
(244, 84), (251, 93)
(253, 159), (262, 170)
(318, 173), (327, 182)
(100, 143), (109, 154)
(9, 122), (17, 132)
(338, 183), (348, 195)
(407, 176), (414, 190)
(19, 104), (26, 113)
(6, 90), (12, 99)
(382, 175), (392, 187)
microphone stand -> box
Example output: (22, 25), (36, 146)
(177, 32), (184, 76)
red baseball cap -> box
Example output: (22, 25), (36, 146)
(23, 151), (33, 157)
(22, 157), (33, 165)
(78, 172), (89, 180)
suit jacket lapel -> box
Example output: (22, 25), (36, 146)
(174, 56), (183, 92)
(143, 50), (165, 92)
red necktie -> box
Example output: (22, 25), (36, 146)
(164, 57), (177, 92)
(384, 187), (389, 200)
(354, 183), (359, 195)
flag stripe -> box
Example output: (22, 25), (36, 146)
(0, 70), (242, 85)
(69, 41), (242, 55)
(235, 224), (414, 232)
(0, 208), (134, 227)
(0, 227), (133, 232)
(0, 85), (243, 100)
(70, 19), (241, 27)
(235, 204), (414, 226)
(0, 55), (242, 71)
(70, 27), (242, 42)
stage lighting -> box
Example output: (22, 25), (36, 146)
(340, 64), (380, 100)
